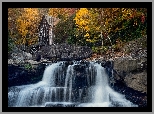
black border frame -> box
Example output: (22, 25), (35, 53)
(3, 2), (152, 112)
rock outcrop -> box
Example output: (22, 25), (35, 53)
(113, 56), (147, 93)
(32, 43), (92, 61)
(124, 71), (147, 93)
(8, 63), (46, 87)
(8, 46), (33, 65)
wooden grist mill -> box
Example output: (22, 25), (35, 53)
(38, 15), (59, 46)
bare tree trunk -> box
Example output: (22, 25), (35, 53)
(107, 35), (112, 46)
(101, 31), (103, 46)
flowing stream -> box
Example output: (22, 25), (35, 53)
(8, 61), (138, 107)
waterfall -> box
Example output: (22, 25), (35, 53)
(93, 64), (109, 103)
(8, 61), (138, 107)
(42, 62), (62, 86)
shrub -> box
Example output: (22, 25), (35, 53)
(24, 63), (32, 70)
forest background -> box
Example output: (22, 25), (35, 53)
(8, 8), (147, 56)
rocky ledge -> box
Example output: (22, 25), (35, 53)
(31, 43), (92, 61)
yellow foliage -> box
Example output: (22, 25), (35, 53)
(86, 39), (92, 42)
(8, 8), (24, 39)
(48, 8), (70, 21)
(16, 8), (40, 45)
(74, 8), (100, 43)
(122, 8), (133, 19)
(84, 33), (90, 38)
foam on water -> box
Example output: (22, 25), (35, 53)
(8, 61), (138, 107)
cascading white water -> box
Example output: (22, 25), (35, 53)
(42, 62), (61, 86)
(63, 65), (74, 102)
(8, 61), (138, 107)
(93, 64), (109, 103)
(78, 63), (137, 107)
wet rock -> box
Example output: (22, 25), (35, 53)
(64, 61), (73, 67)
(45, 102), (77, 107)
(73, 65), (85, 72)
(111, 79), (147, 107)
(104, 61), (113, 69)
(8, 63), (46, 87)
(100, 60), (106, 67)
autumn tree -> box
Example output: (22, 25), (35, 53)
(53, 13), (77, 44)
(48, 8), (70, 21)
(16, 8), (40, 46)
(8, 8), (24, 40)
(73, 8), (101, 46)
(107, 8), (147, 43)
(90, 8), (147, 46)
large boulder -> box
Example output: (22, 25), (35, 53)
(113, 57), (147, 74)
(124, 71), (147, 93)
(112, 56), (147, 93)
